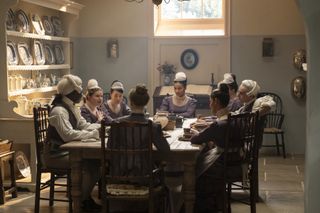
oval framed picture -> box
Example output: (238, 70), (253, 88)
(291, 76), (306, 99)
(180, 49), (199, 70)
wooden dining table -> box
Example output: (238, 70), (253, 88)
(61, 119), (201, 213)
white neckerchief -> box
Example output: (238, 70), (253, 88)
(62, 96), (82, 122)
(85, 102), (99, 118)
(172, 94), (189, 107)
(107, 100), (121, 114)
(216, 108), (229, 121)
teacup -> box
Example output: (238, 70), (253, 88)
(184, 128), (191, 134)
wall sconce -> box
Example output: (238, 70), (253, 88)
(262, 38), (274, 57)
(107, 39), (119, 59)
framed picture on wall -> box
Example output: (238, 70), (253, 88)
(180, 49), (199, 70)
(107, 39), (119, 59)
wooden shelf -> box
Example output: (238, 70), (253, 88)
(7, 31), (70, 42)
(21, 0), (84, 16)
(8, 86), (57, 97)
(8, 64), (70, 71)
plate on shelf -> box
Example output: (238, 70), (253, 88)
(42, 16), (54, 36)
(17, 42), (33, 65)
(15, 151), (31, 178)
(44, 44), (55, 64)
(7, 41), (18, 65)
(33, 40), (45, 65)
(31, 13), (45, 35)
(6, 9), (15, 31)
(15, 9), (30, 33)
(54, 44), (64, 64)
(51, 16), (64, 36)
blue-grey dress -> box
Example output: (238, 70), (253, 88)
(102, 101), (131, 121)
(227, 97), (242, 112)
(159, 96), (197, 118)
(80, 105), (111, 124)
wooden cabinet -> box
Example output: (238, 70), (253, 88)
(0, 0), (83, 190)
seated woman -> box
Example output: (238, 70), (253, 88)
(108, 85), (172, 212)
(111, 84), (170, 152)
(219, 73), (242, 112)
(159, 72), (197, 118)
(103, 80), (131, 120)
(46, 75), (101, 211)
(190, 84), (240, 213)
(81, 79), (110, 124)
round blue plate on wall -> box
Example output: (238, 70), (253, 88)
(180, 49), (199, 70)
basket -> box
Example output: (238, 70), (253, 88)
(0, 139), (13, 155)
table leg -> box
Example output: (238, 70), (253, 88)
(70, 151), (82, 212)
(183, 162), (195, 213)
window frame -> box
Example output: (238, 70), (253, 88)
(154, 0), (229, 37)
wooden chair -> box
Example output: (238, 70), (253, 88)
(33, 106), (72, 213)
(100, 120), (167, 213)
(0, 139), (17, 204)
(205, 112), (259, 213)
(259, 92), (286, 158)
(227, 112), (259, 213)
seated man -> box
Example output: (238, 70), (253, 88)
(45, 74), (101, 212)
(236, 79), (275, 148)
(236, 79), (275, 115)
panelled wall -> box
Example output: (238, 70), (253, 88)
(71, 0), (306, 153)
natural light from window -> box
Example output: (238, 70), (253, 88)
(161, 0), (223, 19)
(154, 0), (227, 37)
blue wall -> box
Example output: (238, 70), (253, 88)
(72, 37), (148, 95)
(231, 35), (306, 153)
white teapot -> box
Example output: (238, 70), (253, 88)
(16, 96), (28, 115)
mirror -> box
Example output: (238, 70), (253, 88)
(291, 76), (306, 99)
(293, 49), (306, 71)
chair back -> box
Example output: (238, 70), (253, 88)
(33, 105), (51, 168)
(224, 112), (259, 169)
(101, 119), (154, 185)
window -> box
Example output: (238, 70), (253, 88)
(161, 0), (223, 19)
(154, 0), (227, 36)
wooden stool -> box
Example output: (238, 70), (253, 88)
(0, 140), (17, 204)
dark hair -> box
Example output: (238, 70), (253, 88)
(110, 80), (124, 94)
(86, 88), (102, 98)
(174, 80), (187, 88)
(129, 84), (150, 107)
(228, 74), (238, 92)
(211, 83), (230, 107)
